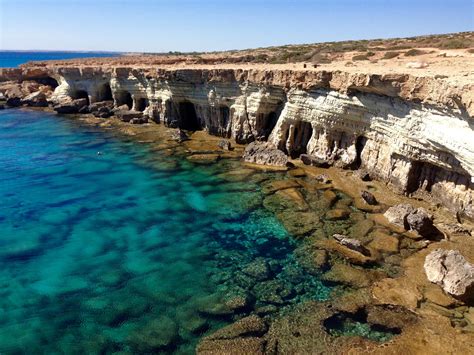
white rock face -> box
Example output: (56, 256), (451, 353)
(424, 249), (474, 300)
(48, 68), (474, 219)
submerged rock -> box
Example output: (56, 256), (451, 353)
(424, 249), (474, 302)
(242, 142), (288, 167)
(197, 315), (267, 355)
(361, 190), (377, 205)
(333, 234), (370, 256)
(127, 316), (178, 352)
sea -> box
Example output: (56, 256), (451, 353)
(0, 51), (121, 68)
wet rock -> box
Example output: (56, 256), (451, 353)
(21, 91), (48, 107)
(255, 304), (278, 315)
(288, 168), (306, 177)
(322, 190), (338, 206)
(322, 264), (386, 288)
(218, 139), (232, 150)
(128, 316), (178, 352)
(366, 304), (417, 330)
(171, 128), (189, 142)
(89, 100), (114, 112)
(93, 106), (113, 118)
(130, 116), (149, 124)
(53, 98), (88, 114)
(300, 154), (331, 168)
(317, 239), (374, 265)
(276, 211), (320, 237)
(224, 295), (251, 312)
(424, 249), (474, 302)
(116, 109), (143, 122)
(6, 97), (22, 107)
(275, 188), (309, 211)
(197, 337), (265, 355)
(187, 154), (220, 164)
(372, 278), (423, 309)
(333, 234), (370, 256)
(383, 204), (415, 229)
(262, 179), (300, 194)
(361, 190), (377, 205)
(207, 315), (267, 340)
(314, 173), (331, 184)
(368, 231), (400, 254)
(242, 259), (272, 281)
(243, 141), (288, 167)
(325, 209), (350, 220)
(253, 280), (294, 304)
(350, 219), (375, 239)
(406, 208), (436, 237)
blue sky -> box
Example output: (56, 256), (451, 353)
(0, 0), (472, 52)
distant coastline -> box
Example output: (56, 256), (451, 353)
(0, 51), (122, 68)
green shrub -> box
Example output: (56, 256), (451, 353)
(440, 39), (473, 49)
(352, 54), (369, 61)
(382, 51), (400, 59)
(404, 49), (427, 56)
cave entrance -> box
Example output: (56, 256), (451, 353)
(178, 101), (201, 130)
(288, 121), (313, 158)
(71, 89), (90, 105)
(97, 83), (113, 102)
(33, 76), (59, 89)
(136, 97), (149, 112)
(355, 136), (367, 169)
(256, 111), (280, 140)
(115, 91), (133, 110)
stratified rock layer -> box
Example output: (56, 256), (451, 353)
(1, 64), (473, 218)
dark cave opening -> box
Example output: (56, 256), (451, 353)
(288, 121), (313, 158)
(355, 136), (368, 169)
(97, 83), (113, 102)
(32, 76), (59, 89)
(178, 101), (201, 130)
(115, 91), (133, 110)
(71, 89), (90, 105)
(135, 97), (149, 112)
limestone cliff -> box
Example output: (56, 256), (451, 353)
(1, 65), (473, 219)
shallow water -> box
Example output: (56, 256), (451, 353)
(0, 110), (331, 353)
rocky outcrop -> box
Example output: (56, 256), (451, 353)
(242, 142), (288, 167)
(384, 204), (438, 238)
(424, 249), (474, 302)
(1, 64), (473, 219)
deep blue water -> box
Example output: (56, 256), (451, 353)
(0, 51), (120, 68)
(0, 110), (330, 353)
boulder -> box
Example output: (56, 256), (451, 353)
(406, 208), (435, 237)
(383, 204), (415, 229)
(89, 100), (114, 112)
(6, 97), (22, 107)
(218, 139), (232, 150)
(333, 234), (370, 256)
(300, 154), (331, 168)
(115, 110), (143, 122)
(243, 142), (288, 167)
(171, 129), (189, 142)
(21, 91), (48, 107)
(130, 116), (148, 124)
(424, 249), (474, 302)
(361, 190), (377, 205)
(53, 98), (88, 114)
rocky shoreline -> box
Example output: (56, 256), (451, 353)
(1, 63), (474, 353)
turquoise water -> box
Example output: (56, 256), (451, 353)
(0, 110), (330, 353)
(0, 51), (120, 68)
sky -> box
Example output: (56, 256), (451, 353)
(0, 0), (472, 52)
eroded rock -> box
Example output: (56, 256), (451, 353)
(243, 142), (288, 167)
(424, 249), (474, 302)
